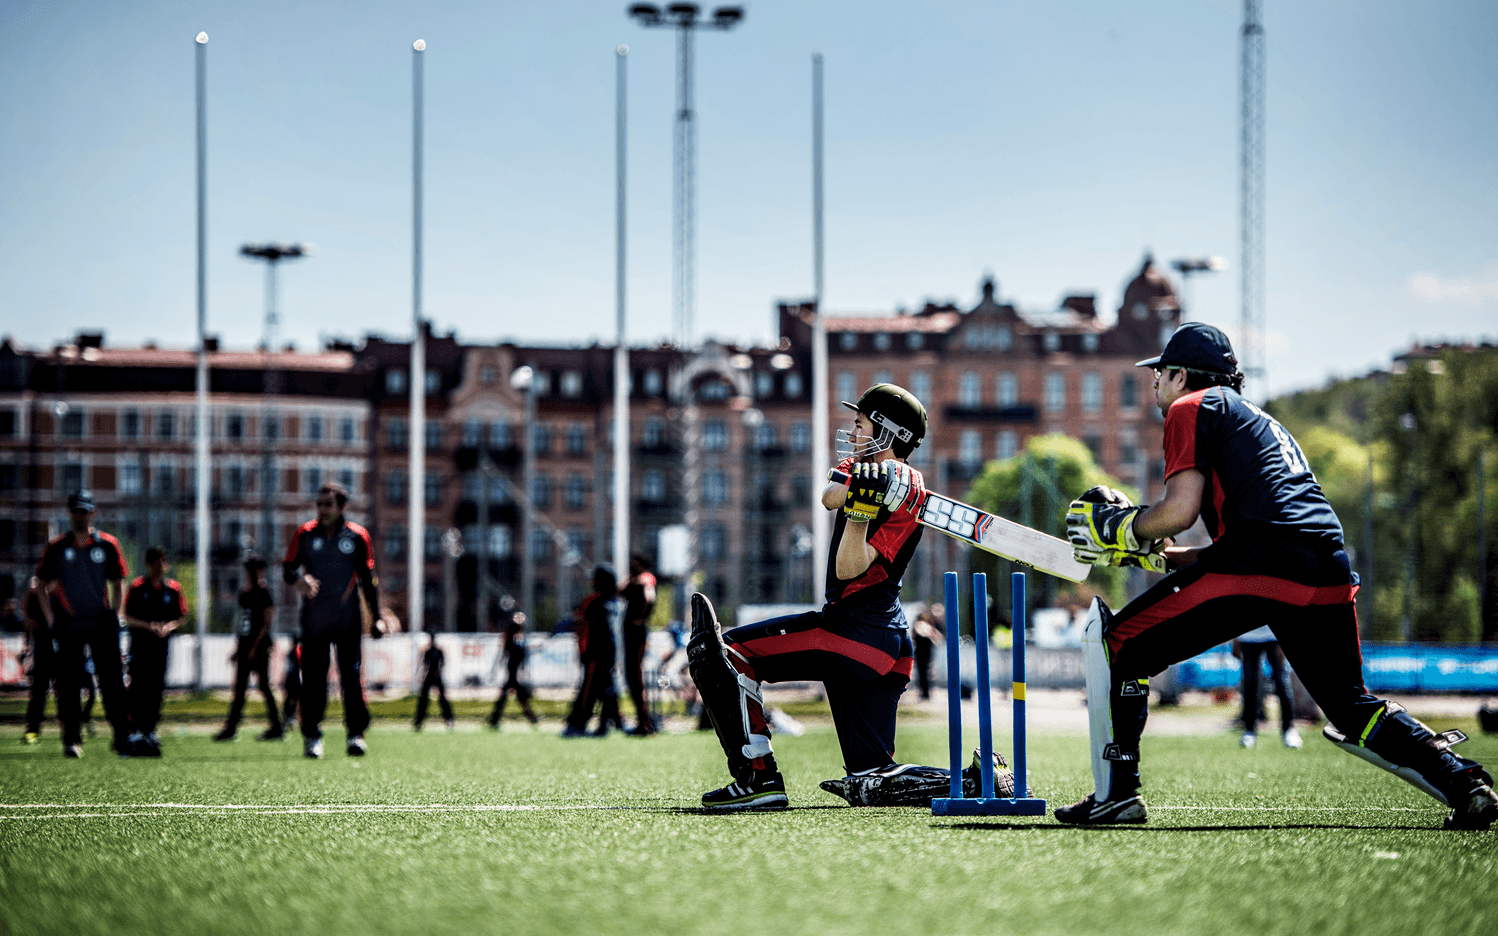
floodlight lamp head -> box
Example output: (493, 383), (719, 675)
(617, 44), (629, 56)
(413, 39), (426, 52)
(712, 6), (744, 26)
(196, 32), (208, 44)
(667, 2), (700, 23)
(509, 365), (535, 392)
(628, 3), (662, 24)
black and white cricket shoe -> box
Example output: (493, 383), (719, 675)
(304, 736), (324, 759)
(1443, 783), (1498, 831)
(1054, 793), (1148, 825)
(346, 734), (368, 757)
(701, 768), (789, 811)
(820, 751), (1015, 807)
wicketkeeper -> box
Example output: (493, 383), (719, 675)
(688, 384), (1011, 809)
(1060, 323), (1497, 829)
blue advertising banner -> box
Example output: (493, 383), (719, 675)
(1175, 642), (1498, 694)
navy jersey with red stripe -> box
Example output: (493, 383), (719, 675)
(125, 576), (188, 623)
(824, 457), (924, 626)
(1163, 387), (1344, 547)
(282, 519), (378, 632)
(36, 530), (129, 618)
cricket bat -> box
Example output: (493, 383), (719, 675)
(915, 490), (1090, 583)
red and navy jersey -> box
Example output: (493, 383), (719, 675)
(824, 456), (924, 626)
(125, 576), (188, 624)
(36, 530), (129, 618)
(1163, 387), (1344, 547)
(282, 519), (378, 632)
(621, 571), (656, 626)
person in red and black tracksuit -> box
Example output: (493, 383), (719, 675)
(35, 490), (132, 758)
(488, 601), (539, 729)
(563, 565), (623, 737)
(283, 482), (384, 759)
(214, 554), (283, 742)
(688, 385), (1014, 809)
(122, 546), (187, 757)
(621, 554), (658, 735)
(1059, 323), (1498, 829)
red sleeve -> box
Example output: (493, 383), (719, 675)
(1162, 391), (1206, 481)
(867, 509), (920, 562)
(169, 580), (188, 617)
(98, 532), (129, 580)
(829, 456), (855, 485)
(349, 522), (376, 572)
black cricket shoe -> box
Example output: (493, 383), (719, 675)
(701, 768), (789, 811)
(259, 727), (285, 742)
(213, 727), (238, 742)
(1444, 783), (1498, 831)
(1054, 793), (1148, 825)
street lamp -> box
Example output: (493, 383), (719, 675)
(240, 242), (311, 577)
(1170, 256), (1226, 323)
(627, 3), (745, 349)
(510, 364), (538, 628)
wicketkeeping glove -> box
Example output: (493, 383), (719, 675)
(1066, 485), (1153, 565)
(843, 461), (892, 523)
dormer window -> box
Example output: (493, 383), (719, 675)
(872, 332), (891, 352)
(1042, 332), (1060, 352)
(839, 333), (858, 351)
(906, 332), (924, 350)
(1081, 333), (1099, 353)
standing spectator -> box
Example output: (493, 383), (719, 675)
(21, 579), (54, 745)
(283, 482), (385, 759)
(122, 546), (187, 757)
(620, 554), (658, 735)
(413, 632), (455, 731)
(1234, 626), (1300, 749)
(488, 601), (539, 728)
(563, 565), (621, 738)
(215, 554), (282, 742)
(35, 490), (132, 758)
(910, 604), (944, 702)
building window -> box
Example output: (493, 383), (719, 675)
(702, 420), (728, 452)
(1120, 374), (1138, 410)
(386, 418), (407, 449)
(480, 365), (498, 385)
(836, 372), (856, 404)
(488, 525), (513, 559)
(755, 372), (773, 398)
(491, 421), (513, 448)
(156, 411), (175, 440)
(964, 328), (982, 350)
(1082, 373), (1103, 413)
(1081, 333), (1099, 353)
(424, 474), (441, 506)
(224, 413), (245, 441)
(385, 525), (406, 560)
(462, 420), (482, 447)
(531, 423), (551, 455)
(386, 368), (406, 394)
(754, 423), (777, 452)
(121, 410), (140, 439)
(790, 474), (811, 506)
(530, 473), (551, 508)
(1042, 332), (1060, 353)
(909, 371), (931, 405)
(873, 332), (891, 352)
(958, 430), (982, 467)
(790, 421), (811, 454)
(565, 473), (588, 510)
(385, 471), (407, 506)
(1084, 433), (1103, 462)
(155, 464), (173, 495)
(1044, 374), (1066, 413)
(0, 464), (14, 492)
(566, 424), (587, 456)
(997, 325), (1012, 351)
(1160, 323), (1175, 349)
(997, 372), (1018, 408)
(57, 410), (84, 439)
(425, 370), (440, 394)
(424, 526), (443, 560)
(307, 416), (323, 443)
(699, 379), (730, 402)
(910, 442), (931, 467)
(906, 332), (925, 350)
(783, 372), (803, 398)
(302, 466), (320, 496)
(839, 333), (857, 351)
(340, 417), (356, 443)
(703, 470), (728, 506)
(642, 469), (666, 504)
(264, 415), (280, 442)
(1120, 428), (1139, 467)
(874, 370), (892, 387)
(339, 468), (355, 494)
(643, 370), (663, 396)
(958, 372), (981, 408)
(121, 463), (143, 496)
(642, 418), (665, 449)
(998, 430), (1018, 460)
(560, 370), (583, 398)
(425, 419), (442, 450)
(701, 523), (726, 561)
(61, 462), (84, 494)
(530, 528), (552, 562)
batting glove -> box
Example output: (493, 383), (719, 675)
(1067, 486), (1151, 562)
(843, 461), (891, 523)
(879, 461), (924, 514)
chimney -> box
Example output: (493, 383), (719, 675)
(76, 332), (104, 349)
(1062, 295), (1097, 319)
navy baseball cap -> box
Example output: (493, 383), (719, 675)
(1135, 323), (1238, 374)
(67, 490), (96, 512)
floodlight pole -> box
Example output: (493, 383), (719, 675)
(409, 39), (427, 634)
(193, 31), (210, 692)
(810, 52), (830, 597)
(613, 45), (631, 579)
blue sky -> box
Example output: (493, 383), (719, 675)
(1, 0), (1494, 399)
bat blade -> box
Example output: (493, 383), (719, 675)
(916, 491), (1090, 583)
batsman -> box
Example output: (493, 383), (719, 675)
(1060, 323), (1497, 829)
(688, 384), (1010, 809)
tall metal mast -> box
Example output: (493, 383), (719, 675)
(628, 3), (744, 350)
(409, 39), (427, 634)
(810, 53), (830, 598)
(193, 31), (210, 691)
(614, 45), (631, 578)
(1239, 0), (1266, 398)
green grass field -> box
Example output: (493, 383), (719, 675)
(2, 709), (1495, 936)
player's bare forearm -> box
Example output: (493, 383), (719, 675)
(1163, 545), (1205, 569)
(1133, 469), (1204, 542)
(822, 480), (849, 511)
(834, 520), (878, 580)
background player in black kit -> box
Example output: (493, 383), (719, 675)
(620, 554), (658, 735)
(122, 546), (187, 757)
(413, 632), (454, 731)
(36, 490), (132, 758)
(488, 601), (539, 729)
(688, 385), (1012, 809)
(283, 482), (385, 759)
(215, 554), (282, 742)
(1061, 323), (1497, 829)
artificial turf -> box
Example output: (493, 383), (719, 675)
(1, 715), (1494, 936)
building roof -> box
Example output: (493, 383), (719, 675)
(44, 345), (357, 372)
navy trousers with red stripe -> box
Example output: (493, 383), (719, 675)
(1103, 541), (1479, 800)
(724, 606), (913, 774)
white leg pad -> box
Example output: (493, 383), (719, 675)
(736, 672), (773, 760)
(1082, 598), (1115, 801)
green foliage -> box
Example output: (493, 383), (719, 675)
(964, 434), (1134, 614)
